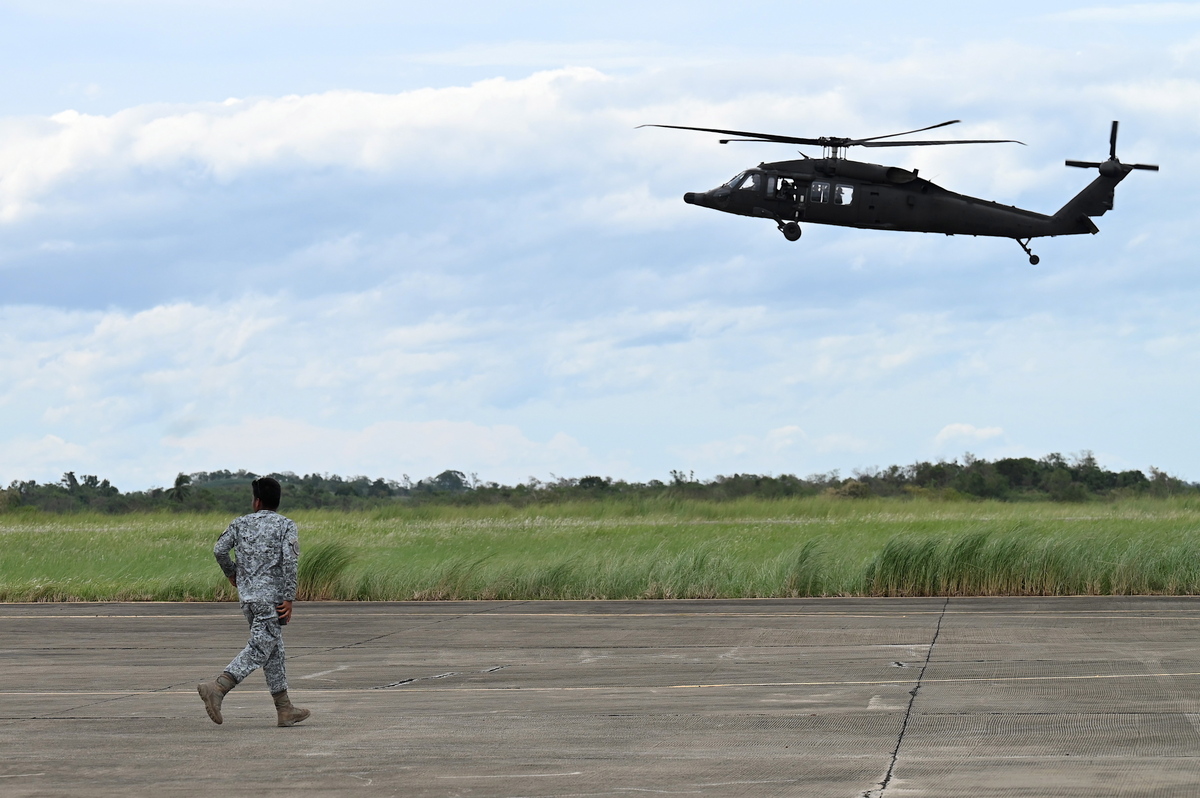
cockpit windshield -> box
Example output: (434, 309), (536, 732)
(737, 172), (762, 192)
(723, 171), (748, 188)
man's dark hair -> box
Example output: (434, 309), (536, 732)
(252, 477), (282, 511)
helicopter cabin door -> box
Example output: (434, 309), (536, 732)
(805, 180), (861, 227)
(766, 175), (804, 221)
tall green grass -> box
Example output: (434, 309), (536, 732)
(4, 496), (1200, 600)
(297, 541), (356, 600)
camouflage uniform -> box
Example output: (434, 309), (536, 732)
(214, 510), (299, 694)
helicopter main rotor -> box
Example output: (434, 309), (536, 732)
(638, 119), (1024, 159)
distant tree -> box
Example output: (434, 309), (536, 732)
(166, 473), (192, 503)
(1115, 470), (1149, 490)
(1041, 452), (1069, 471)
(952, 459), (1008, 499)
(912, 461), (956, 490)
(994, 458), (1040, 491)
(1148, 467), (1187, 497)
(833, 479), (872, 499)
(1072, 450), (1113, 492)
(669, 469), (697, 486)
(61, 472), (80, 494)
(431, 470), (469, 492)
(1044, 468), (1086, 502)
(1, 453), (1195, 514)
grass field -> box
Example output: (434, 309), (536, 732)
(4, 496), (1200, 601)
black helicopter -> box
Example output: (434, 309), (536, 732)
(641, 120), (1157, 264)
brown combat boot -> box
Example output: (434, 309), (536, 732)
(272, 689), (311, 727)
(197, 672), (237, 724)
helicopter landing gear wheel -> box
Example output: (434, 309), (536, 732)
(1016, 238), (1039, 265)
(779, 221), (801, 242)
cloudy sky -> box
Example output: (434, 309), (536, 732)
(1, 1), (1197, 490)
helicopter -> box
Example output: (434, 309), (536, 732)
(640, 120), (1157, 264)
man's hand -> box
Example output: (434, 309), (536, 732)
(276, 600), (293, 624)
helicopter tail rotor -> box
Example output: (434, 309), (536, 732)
(1065, 121), (1159, 175)
(1054, 121), (1158, 226)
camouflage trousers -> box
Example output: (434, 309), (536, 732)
(225, 602), (288, 695)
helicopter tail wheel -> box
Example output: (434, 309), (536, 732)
(1016, 238), (1039, 265)
(779, 221), (802, 241)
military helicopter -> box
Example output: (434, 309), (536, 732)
(641, 120), (1157, 264)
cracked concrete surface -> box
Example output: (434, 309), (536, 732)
(2, 598), (1200, 796)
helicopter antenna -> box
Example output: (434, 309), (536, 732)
(638, 121), (1024, 160)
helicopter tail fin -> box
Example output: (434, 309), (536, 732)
(1051, 121), (1158, 234)
(1050, 175), (1115, 234)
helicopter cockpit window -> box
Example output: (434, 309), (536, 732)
(723, 172), (748, 189)
(810, 181), (831, 203)
(737, 172), (762, 193)
(834, 184), (854, 205)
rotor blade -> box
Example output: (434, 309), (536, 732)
(1065, 160), (1103, 168)
(1131, 163), (1160, 171)
(1110, 120), (1119, 160)
(637, 124), (823, 146)
(640, 123), (1022, 149)
(851, 119), (961, 144)
(859, 138), (1025, 148)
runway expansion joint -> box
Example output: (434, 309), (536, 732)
(373, 665), (508, 689)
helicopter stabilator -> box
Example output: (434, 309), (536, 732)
(639, 120), (1157, 264)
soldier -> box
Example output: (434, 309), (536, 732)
(197, 477), (310, 727)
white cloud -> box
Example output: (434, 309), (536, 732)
(673, 425), (875, 476)
(571, 183), (695, 231)
(0, 68), (617, 221)
(934, 423), (1005, 449)
(678, 425), (808, 466)
(783, 315), (954, 387)
(1, 434), (89, 478)
(7, 273), (1200, 487)
(2, 45), (1194, 230)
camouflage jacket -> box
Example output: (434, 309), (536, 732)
(214, 510), (299, 604)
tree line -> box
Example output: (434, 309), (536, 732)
(0, 452), (1194, 514)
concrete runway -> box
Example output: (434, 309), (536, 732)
(3, 598), (1200, 797)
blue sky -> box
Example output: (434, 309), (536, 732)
(1, 2), (1198, 490)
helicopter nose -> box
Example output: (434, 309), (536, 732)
(683, 192), (697, 204)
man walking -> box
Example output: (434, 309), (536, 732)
(198, 477), (310, 727)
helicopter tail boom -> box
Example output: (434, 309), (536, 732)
(1050, 174), (1116, 232)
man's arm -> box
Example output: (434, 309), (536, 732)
(279, 519), (299, 602)
(214, 524), (238, 586)
(275, 520), (300, 623)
